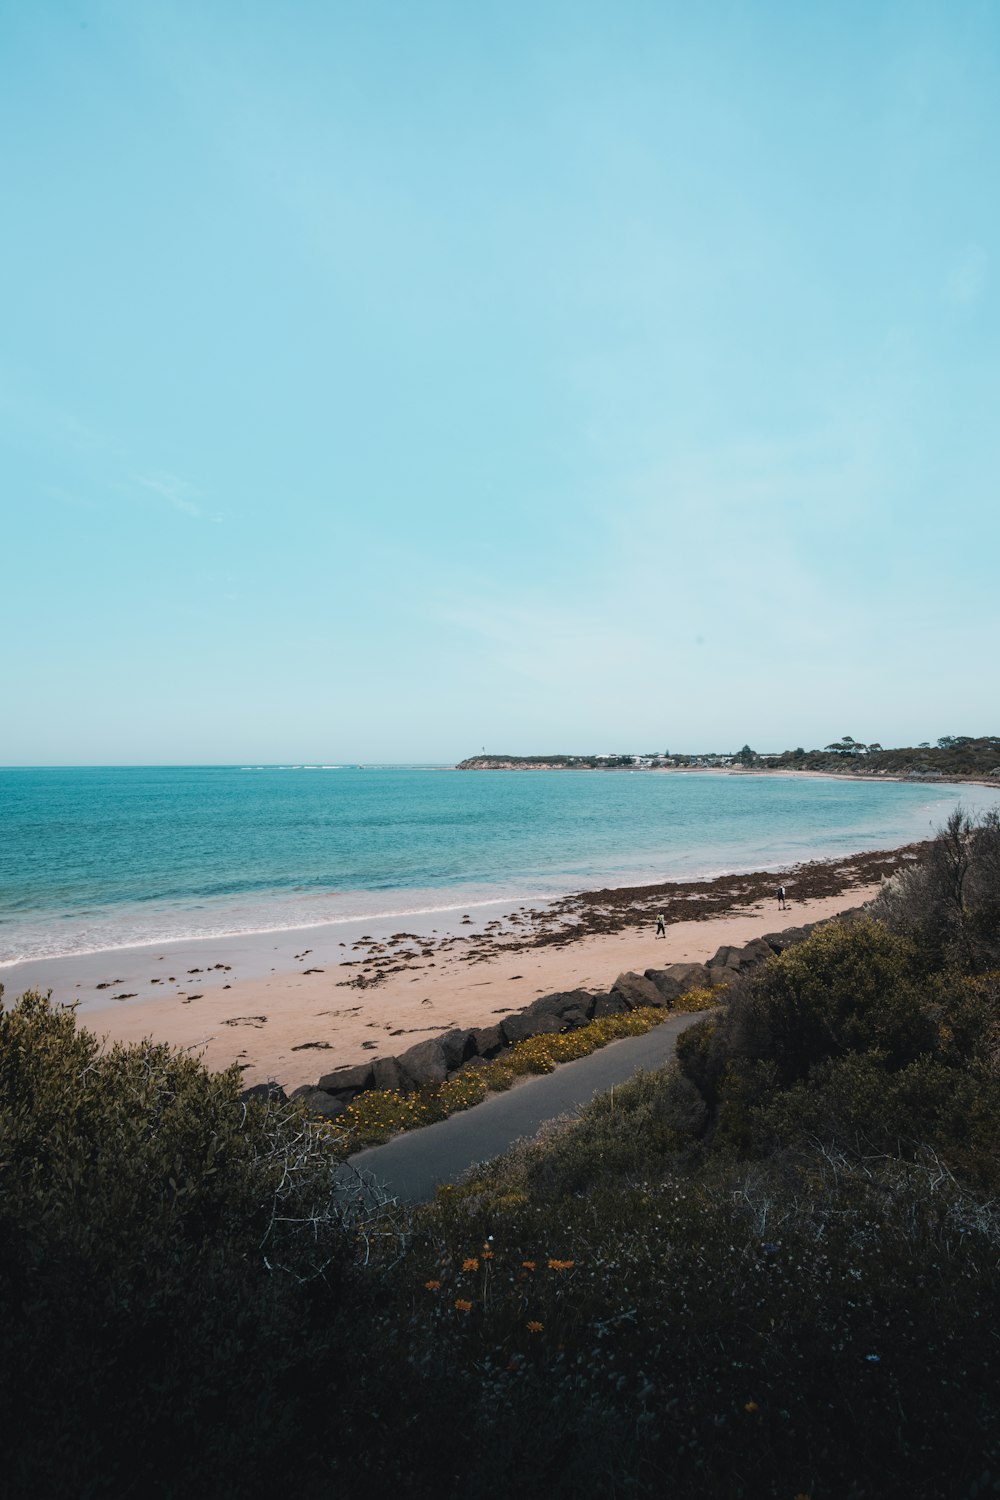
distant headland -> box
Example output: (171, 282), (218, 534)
(457, 734), (1000, 781)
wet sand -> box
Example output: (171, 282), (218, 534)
(1, 843), (923, 1091)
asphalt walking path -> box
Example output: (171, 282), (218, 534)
(347, 1010), (712, 1203)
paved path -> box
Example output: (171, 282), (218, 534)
(347, 1010), (711, 1203)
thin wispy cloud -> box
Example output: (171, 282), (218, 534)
(132, 471), (202, 518)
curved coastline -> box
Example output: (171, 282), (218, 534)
(3, 840), (925, 1095)
(4, 764), (992, 970)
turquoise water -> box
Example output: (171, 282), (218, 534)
(0, 765), (993, 963)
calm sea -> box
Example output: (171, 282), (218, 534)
(0, 765), (994, 964)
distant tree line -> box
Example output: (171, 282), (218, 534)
(760, 734), (1000, 778)
(461, 738), (1000, 778)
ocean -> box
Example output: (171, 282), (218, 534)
(1, 765), (995, 966)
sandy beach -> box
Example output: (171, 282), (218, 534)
(2, 842), (923, 1091)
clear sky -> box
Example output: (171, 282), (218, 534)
(2, 0), (998, 764)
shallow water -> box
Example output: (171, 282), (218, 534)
(0, 764), (995, 964)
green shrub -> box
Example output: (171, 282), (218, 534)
(0, 989), (366, 1498)
(876, 807), (1000, 972)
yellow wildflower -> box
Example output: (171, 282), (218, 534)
(521, 1260), (536, 1271)
(547, 1258), (575, 1271)
(744, 1401), (759, 1413)
(424, 1280), (441, 1291)
(527, 1320), (544, 1333)
(454, 1298), (473, 1313)
(462, 1257), (479, 1272)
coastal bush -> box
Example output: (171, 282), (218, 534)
(0, 988), (382, 1498)
(667, 917), (1000, 1180)
(675, 920), (930, 1103)
(875, 807), (1000, 972)
(338, 1143), (1000, 1499)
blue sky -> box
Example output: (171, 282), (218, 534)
(2, 0), (998, 763)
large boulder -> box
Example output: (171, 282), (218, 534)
(439, 1028), (476, 1071)
(612, 971), (668, 1009)
(372, 1055), (406, 1092)
(739, 937), (777, 970)
(316, 1061), (375, 1099)
(667, 961), (711, 991)
(469, 1023), (505, 1059)
(707, 939), (773, 976)
(553, 1002), (592, 1029)
(707, 944), (745, 975)
(592, 991), (629, 1018)
(643, 969), (682, 1004)
(396, 1038), (450, 1089)
(762, 927), (807, 954)
(644, 962), (710, 1003)
(501, 1009), (564, 1046)
(289, 1085), (349, 1120)
(530, 989), (597, 1023)
(455, 1054), (490, 1075)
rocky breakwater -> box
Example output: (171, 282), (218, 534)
(242, 913), (863, 1116)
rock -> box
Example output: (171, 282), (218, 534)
(372, 1056), (406, 1092)
(644, 962), (710, 1003)
(289, 1085), (349, 1119)
(501, 1009), (564, 1045)
(555, 1004), (592, 1029)
(708, 938), (775, 977)
(469, 1023), (505, 1059)
(762, 927), (807, 953)
(739, 937), (776, 969)
(240, 1081), (288, 1105)
(667, 961), (711, 991)
(396, 1038), (449, 1089)
(591, 991), (629, 1018)
(643, 970), (682, 1004)
(612, 971), (668, 1009)
(316, 1061), (375, 1098)
(455, 1054), (490, 1075)
(707, 944), (745, 974)
(529, 989), (597, 1022)
(439, 1028), (476, 1071)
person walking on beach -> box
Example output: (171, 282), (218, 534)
(655, 913), (666, 938)
(777, 885), (787, 911)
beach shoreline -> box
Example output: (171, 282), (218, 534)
(2, 841), (924, 1092)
